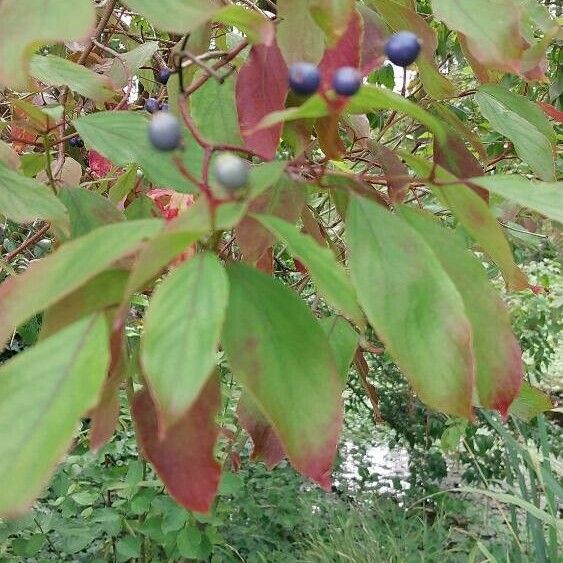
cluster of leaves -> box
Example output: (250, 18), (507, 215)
(0, 0), (561, 523)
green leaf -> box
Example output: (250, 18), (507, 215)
(258, 86), (446, 143)
(254, 214), (364, 326)
(191, 74), (242, 146)
(177, 527), (203, 558)
(29, 55), (115, 104)
(319, 316), (359, 383)
(476, 86), (556, 181)
(0, 219), (162, 346)
(248, 161), (287, 198)
(108, 165), (139, 204)
(213, 5), (274, 45)
(347, 196), (474, 418)
(0, 0), (95, 89)
(107, 41), (159, 89)
(0, 162), (69, 230)
(116, 536), (142, 559)
(277, 0), (325, 65)
(403, 153), (528, 292)
(399, 207), (523, 416)
(59, 187), (124, 238)
(74, 112), (204, 193)
(142, 253), (229, 427)
(122, 0), (222, 33)
(468, 176), (563, 225)
(509, 382), (552, 422)
(0, 315), (109, 517)
(222, 263), (342, 488)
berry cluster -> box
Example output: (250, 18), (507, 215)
(288, 62), (363, 97)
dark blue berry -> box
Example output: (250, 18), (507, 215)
(332, 67), (362, 97)
(385, 31), (421, 67)
(145, 97), (160, 113)
(157, 67), (171, 84)
(160, 103), (169, 112)
(288, 62), (321, 95)
(148, 112), (182, 151)
(69, 136), (84, 148)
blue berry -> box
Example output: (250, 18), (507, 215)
(148, 112), (182, 151)
(157, 67), (171, 84)
(288, 62), (321, 95)
(213, 153), (249, 191)
(160, 103), (169, 112)
(385, 31), (421, 67)
(332, 67), (362, 97)
(69, 136), (84, 148)
(145, 97), (160, 113)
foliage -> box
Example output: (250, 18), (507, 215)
(0, 0), (561, 554)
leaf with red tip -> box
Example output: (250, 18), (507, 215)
(347, 196), (475, 419)
(237, 393), (285, 469)
(132, 377), (221, 513)
(236, 42), (288, 160)
(400, 206), (523, 417)
(222, 263), (343, 489)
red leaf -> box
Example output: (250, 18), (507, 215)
(132, 377), (221, 513)
(237, 393), (285, 469)
(537, 101), (563, 124)
(236, 41), (288, 160)
(89, 150), (112, 178)
(318, 10), (362, 88)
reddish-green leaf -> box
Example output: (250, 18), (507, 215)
(347, 196), (474, 418)
(235, 176), (305, 263)
(255, 214), (364, 327)
(142, 253), (229, 428)
(237, 393), (285, 469)
(133, 377), (221, 513)
(367, 140), (410, 203)
(222, 263), (343, 488)
(0, 315), (109, 517)
(400, 207), (523, 416)
(236, 42), (288, 160)
(310, 0), (355, 46)
(0, 220), (162, 346)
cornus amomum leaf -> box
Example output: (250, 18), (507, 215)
(0, 315), (109, 518)
(399, 207), (523, 416)
(403, 153), (528, 292)
(254, 214), (364, 327)
(0, 0), (95, 89)
(222, 263), (343, 489)
(133, 377), (221, 514)
(0, 220), (162, 347)
(142, 253), (229, 429)
(347, 196), (475, 419)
